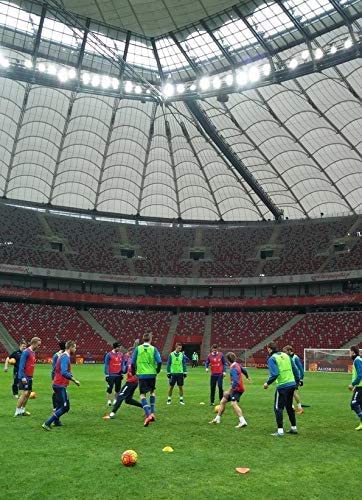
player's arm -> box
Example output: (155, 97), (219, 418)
(230, 367), (238, 389)
(290, 357), (300, 386)
(154, 348), (162, 373)
(264, 357), (278, 388)
(130, 348), (137, 375)
(295, 356), (304, 381)
(241, 366), (252, 382)
(60, 356), (80, 385)
(205, 356), (210, 371)
(222, 354), (227, 375)
(4, 355), (10, 372)
(18, 350), (28, 382)
(104, 353), (110, 376)
(166, 354), (172, 376)
(182, 354), (187, 376)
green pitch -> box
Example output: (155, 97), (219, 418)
(0, 365), (359, 499)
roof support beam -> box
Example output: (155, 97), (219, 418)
(199, 20), (236, 66)
(169, 33), (201, 76)
(137, 103), (157, 215)
(186, 100), (283, 220)
(151, 38), (165, 82)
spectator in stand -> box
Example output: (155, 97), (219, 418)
(283, 345), (305, 415)
(205, 344), (227, 406)
(104, 342), (123, 407)
(4, 341), (26, 398)
(103, 346), (143, 420)
(348, 345), (362, 431)
(192, 351), (199, 368)
(166, 343), (187, 405)
(15, 337), (41, 417)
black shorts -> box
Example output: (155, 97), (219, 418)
(139, 378), (156, 395)
(351, 387), (362, 406)
(18, 377), (33, 392)
(119, 382), (138, 400)
(106, 375), (122, 394)
(226, 391), (243, 403)
(169, 374), (184, 387)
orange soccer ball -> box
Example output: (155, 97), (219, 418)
(29, 391), (37, 399)
(121, 450), (138, 467)
(8, 358), (16, 365)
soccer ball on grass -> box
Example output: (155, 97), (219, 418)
(121, 450), (138, 467)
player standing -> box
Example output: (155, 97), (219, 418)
(283, 345), (304, 414)
(4, 341), (26, 398)
(131, 332), (162, 427)
(209, 352), (251, 428)
(205, 344), (227, 406)
(348, 345), (362, 431)
(166, 343), (187, 405)
(42, 340), (80, 430)
(104, 342), (123, 406)
(51, 341), (66, 409)
(14, 337), (41, 417)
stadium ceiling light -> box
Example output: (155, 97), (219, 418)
(190, 83), (197, 91)
(82, 72), (91, 84)
(91, 74), (100, 87)
(47, 64), (57, 76)
(134, 85), (142, 94)
(24, 59), (33, 69)
(315, 48), (323, 60)
(288, 58), (298, 69)
(248, 66), (260, 82)
(176, 83), (185, 94)
(236, 70), (248, 86)
(101, 75), (111, 89)
(225, 74), (234, 86)
(301, 50), (309, 60)
(262, 64), (271, 77)
(111, 78), (119, 90)
(163, 82), (175, 97)
(38, 62), (46, 72)
(124, 81), (133, 93)
(199, 76), (210, 91)
(212, 76), (221, 89)
(344, 38), (352, 49)
(0, 57), (10, 68)
(68, 68), (76, 79)
(330, 45), (337, 54)
(57, 68), (68, 82)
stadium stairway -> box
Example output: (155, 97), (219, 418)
(246, 313), (305, 358)
(201, 312), (212, 361)
(162, 312), (179, 358)
(340, 332), (362, 349)
(0, 321), (17, 353)
(119, 225), (130, 245)
(255, 222), (282, 276)
(78, 311), (117, 346)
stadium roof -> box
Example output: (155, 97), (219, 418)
(0, 0), (361, 222)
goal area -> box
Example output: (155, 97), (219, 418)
(304, 348), (355, 373)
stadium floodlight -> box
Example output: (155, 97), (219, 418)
(91, 74), (100, 87)
(111, 78), (119, 89)
(248, 66), (260, 82)
(0, 57), (10, 68)
(48, 64), (57, 75)
(24, 59), (33, 69)
(330, 45), (337, 54)
(344, 38), (352, 49)
(124, 81), (133, 92)
(134, 85), (142, 94)
(262, 64), (271, 76)
(212, 76), (221, 89)
(163, 82), (175, 97)
(301, 50), (309, 60)
(57, 68), (68, 82)
(101, 75), (111, 89)
(236, 70), (248, 86)
(225, 74), (234, 86)
(190, 83), (197, 91)
(199, 76), (210, 91)
(82, 72), (91, 84)
(288, 58), (298, 69)
(176, 83), (185, 94)
(68, 68), (76, 79)
(38, 62), (46, 72)
(315, 48), (323, 60)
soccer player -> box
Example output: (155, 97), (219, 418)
(131, 332), (162, 427)
(205, 344), (227, 406)
(191, 351), (199, 368)
(209, 352), (252, 428)
(4, 341), (26, 398)
(104, 342), (123, 406)
(14, 337), (41, 417)
(348, 345), (362, 431)
(42, 340), (80, 430)
(283, 345), (304, 414)
(166, 343), (187, 405)
(264, 341), (300, 437)
(103, 346), (143, 420)
(51, 341), (66, 409)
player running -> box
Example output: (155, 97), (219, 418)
(348, 345), (362, 431)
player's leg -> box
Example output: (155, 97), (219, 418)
(15, 378), (31, 416)
(167, 376), (175, 404)
(217, 374), (224, 402)
(106, 377), (114, 406)
(232, 392), (247, 428)
(114, 376), (123, 404)
(286, 387), (297, 433)
(125, 383), (143, 408)
(149, 378), (156, 418)
(293, 387), (303, 414)
(210, 375), (217, 405)
(210, 395), (228, 423)
(177, 375), (185, 404)
(12, 374), (19, 398)
(43, 388), (69, 429)
(351, 387), (362, 430)
(272, 388), (286, 436)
